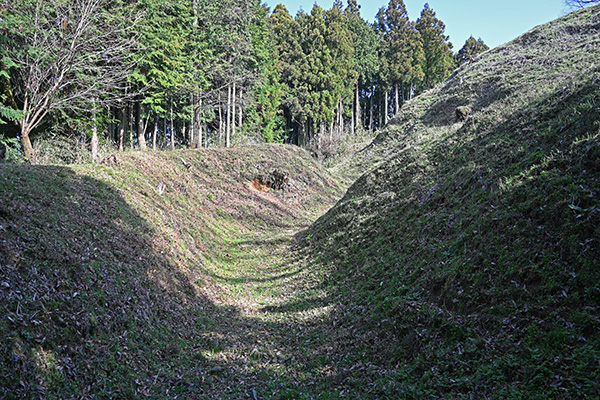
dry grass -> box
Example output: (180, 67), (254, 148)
(2, 5), (600, 399)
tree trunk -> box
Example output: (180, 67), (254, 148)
(232, 81), (236, 143)
(170, 98), (175, 150)
(137, 102), (147, 150)
(163, 113), (167, 148)
(18, 121), (36, 163)
(355, 82), (361, 131)
(129, 103), (134, 150)
(395, 83), (400, 115)
(330, 120), (333, 142)
(384, 90), (389, 125)
(239, 87), (243, 135)
(91, 103), (99, 161)
(369, 91), (374, 132)
(190, 93), (195, 147)
(119, 106), (127, 152)
(351, 97), (355, 135)
(218, 91), (223, 147)
(337, 99), (343, 137)
(153, 114), (158, 150)
(200, 123), (204, 148)
(109, 107), (116, 143)
(226, 84), (231, 148)
(198, 97), (203, 148)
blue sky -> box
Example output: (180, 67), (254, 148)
(265, 0), (575, 49)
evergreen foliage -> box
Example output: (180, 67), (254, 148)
(455, 36), (490, 65)
(0, 0), (473, 162)
(416, 3), (455, 90)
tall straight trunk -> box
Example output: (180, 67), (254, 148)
(239, 87), (243, 135)
(129, 103), (134, 150)
(137, 102), (147, 150)
(232, 81), (236, 142)
(379, 92), (384, 127)
(190, 93), (195, 147)
(338, 98), (344, 136)
(91, 101), (99, 161)
(237, 88), (244, 135)
(384, 90), (389, 125)
(119, 106), (127, 152)
(355, 82), (361, 131)
(170, 98), (175, 150)
(330, 120), (333, 142)
(109, 107), (115, 143)
(153, 114), (158, 150)
(395, 83), (400, 115)
(226, 84), (231, 148)
(198, 97), (203, 148)
(351, 96), (355, 135)
(218, 91), (223, 147)
(369, 91), (374, 132)
(163, 113), (167, 147)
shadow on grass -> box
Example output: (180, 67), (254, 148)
(284, 66), (600, 398)
(0, 164), (339, 399)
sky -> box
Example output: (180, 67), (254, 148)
(265, 0), (576, 49)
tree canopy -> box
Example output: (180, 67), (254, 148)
(0, 0), (480, 163)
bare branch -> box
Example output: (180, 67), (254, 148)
(565, 0), (600, 9)
(6, 0), (141, 161)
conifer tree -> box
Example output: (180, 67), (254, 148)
(247, 4), (285, 143)
(345, 0), (379, 132)
(270, 4), (305, 142)
(416, 3), (455, 90)
(324, 0), (355, 137)
(377, 0), (424, 119)
(455, 36), (489, 66)
(133, 0), (193, 150)
(300, 5), (332, 137)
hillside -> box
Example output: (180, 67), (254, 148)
(299, 4), (600, 398)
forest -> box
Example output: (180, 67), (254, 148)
(0, 0), (489, 164)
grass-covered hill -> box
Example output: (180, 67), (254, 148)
(298, 4), (600, 398)
(2, 5), (600, 400)
(0, 145), (345, 398)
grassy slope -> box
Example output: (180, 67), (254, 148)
(2, 7), (600, 400)
(0, 144), (344, 399)
(298, 5), (600, 399)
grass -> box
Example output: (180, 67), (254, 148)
(0, 144), (345, 399)
(295, 4), (600, 398)
(2, 5), (600, 399)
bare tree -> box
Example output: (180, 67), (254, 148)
(566, 0), (600, 8)
(4, 0), (139, 163)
